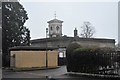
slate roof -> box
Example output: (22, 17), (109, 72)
(31, 36), (115, 44)
(9, 46), (58, 51)
(47, 19), (63, 23)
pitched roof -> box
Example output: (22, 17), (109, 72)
(9, 46), (58, 51)
(31, 37), (115, 43)
(47, 19), (63, 23)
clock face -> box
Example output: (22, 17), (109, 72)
(56, 26), (59, 31)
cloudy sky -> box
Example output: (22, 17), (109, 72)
(20, 0), (118, 43)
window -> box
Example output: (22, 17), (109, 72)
(59, 52), (66, 58)
(51, 26), (52, 30)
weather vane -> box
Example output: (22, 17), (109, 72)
(54, 11), (56, 19)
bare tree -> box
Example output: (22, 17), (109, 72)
(80, 21), (95, 38)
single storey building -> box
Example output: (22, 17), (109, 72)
(9, 46), (58, 69)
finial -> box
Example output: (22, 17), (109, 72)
(75, 28), (77, 30)
(54, 11), (56, 19)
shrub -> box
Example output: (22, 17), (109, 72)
(66, 42), (80, 72)
(66, 46), (115, 73)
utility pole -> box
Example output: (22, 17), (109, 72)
(46, 28), (48, 68)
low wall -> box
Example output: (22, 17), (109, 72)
(48, 51), (58, 67)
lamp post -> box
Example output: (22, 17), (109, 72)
(46, 28), (48, 68)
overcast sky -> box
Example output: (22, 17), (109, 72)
(20, 0), (118, 43)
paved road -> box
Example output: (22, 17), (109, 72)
(2, 66), (67, 78)
(2, 66), (119, 80)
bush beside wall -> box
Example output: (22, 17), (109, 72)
(66, 43), (116, 73)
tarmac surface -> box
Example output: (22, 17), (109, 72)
(2, 66), (67, 78)
(2, 66), (120, 80)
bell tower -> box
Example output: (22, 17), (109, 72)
(47, 13), (63, 38)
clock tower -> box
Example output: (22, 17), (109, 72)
(47, 14), (63, 38)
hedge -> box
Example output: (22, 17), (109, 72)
(66, 43), (117, 73)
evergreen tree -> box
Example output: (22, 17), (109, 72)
(2, 1), (30, 67)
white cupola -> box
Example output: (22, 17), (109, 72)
(47, 13), (63, 38)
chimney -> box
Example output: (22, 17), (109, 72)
(74, 28), (78, 37)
